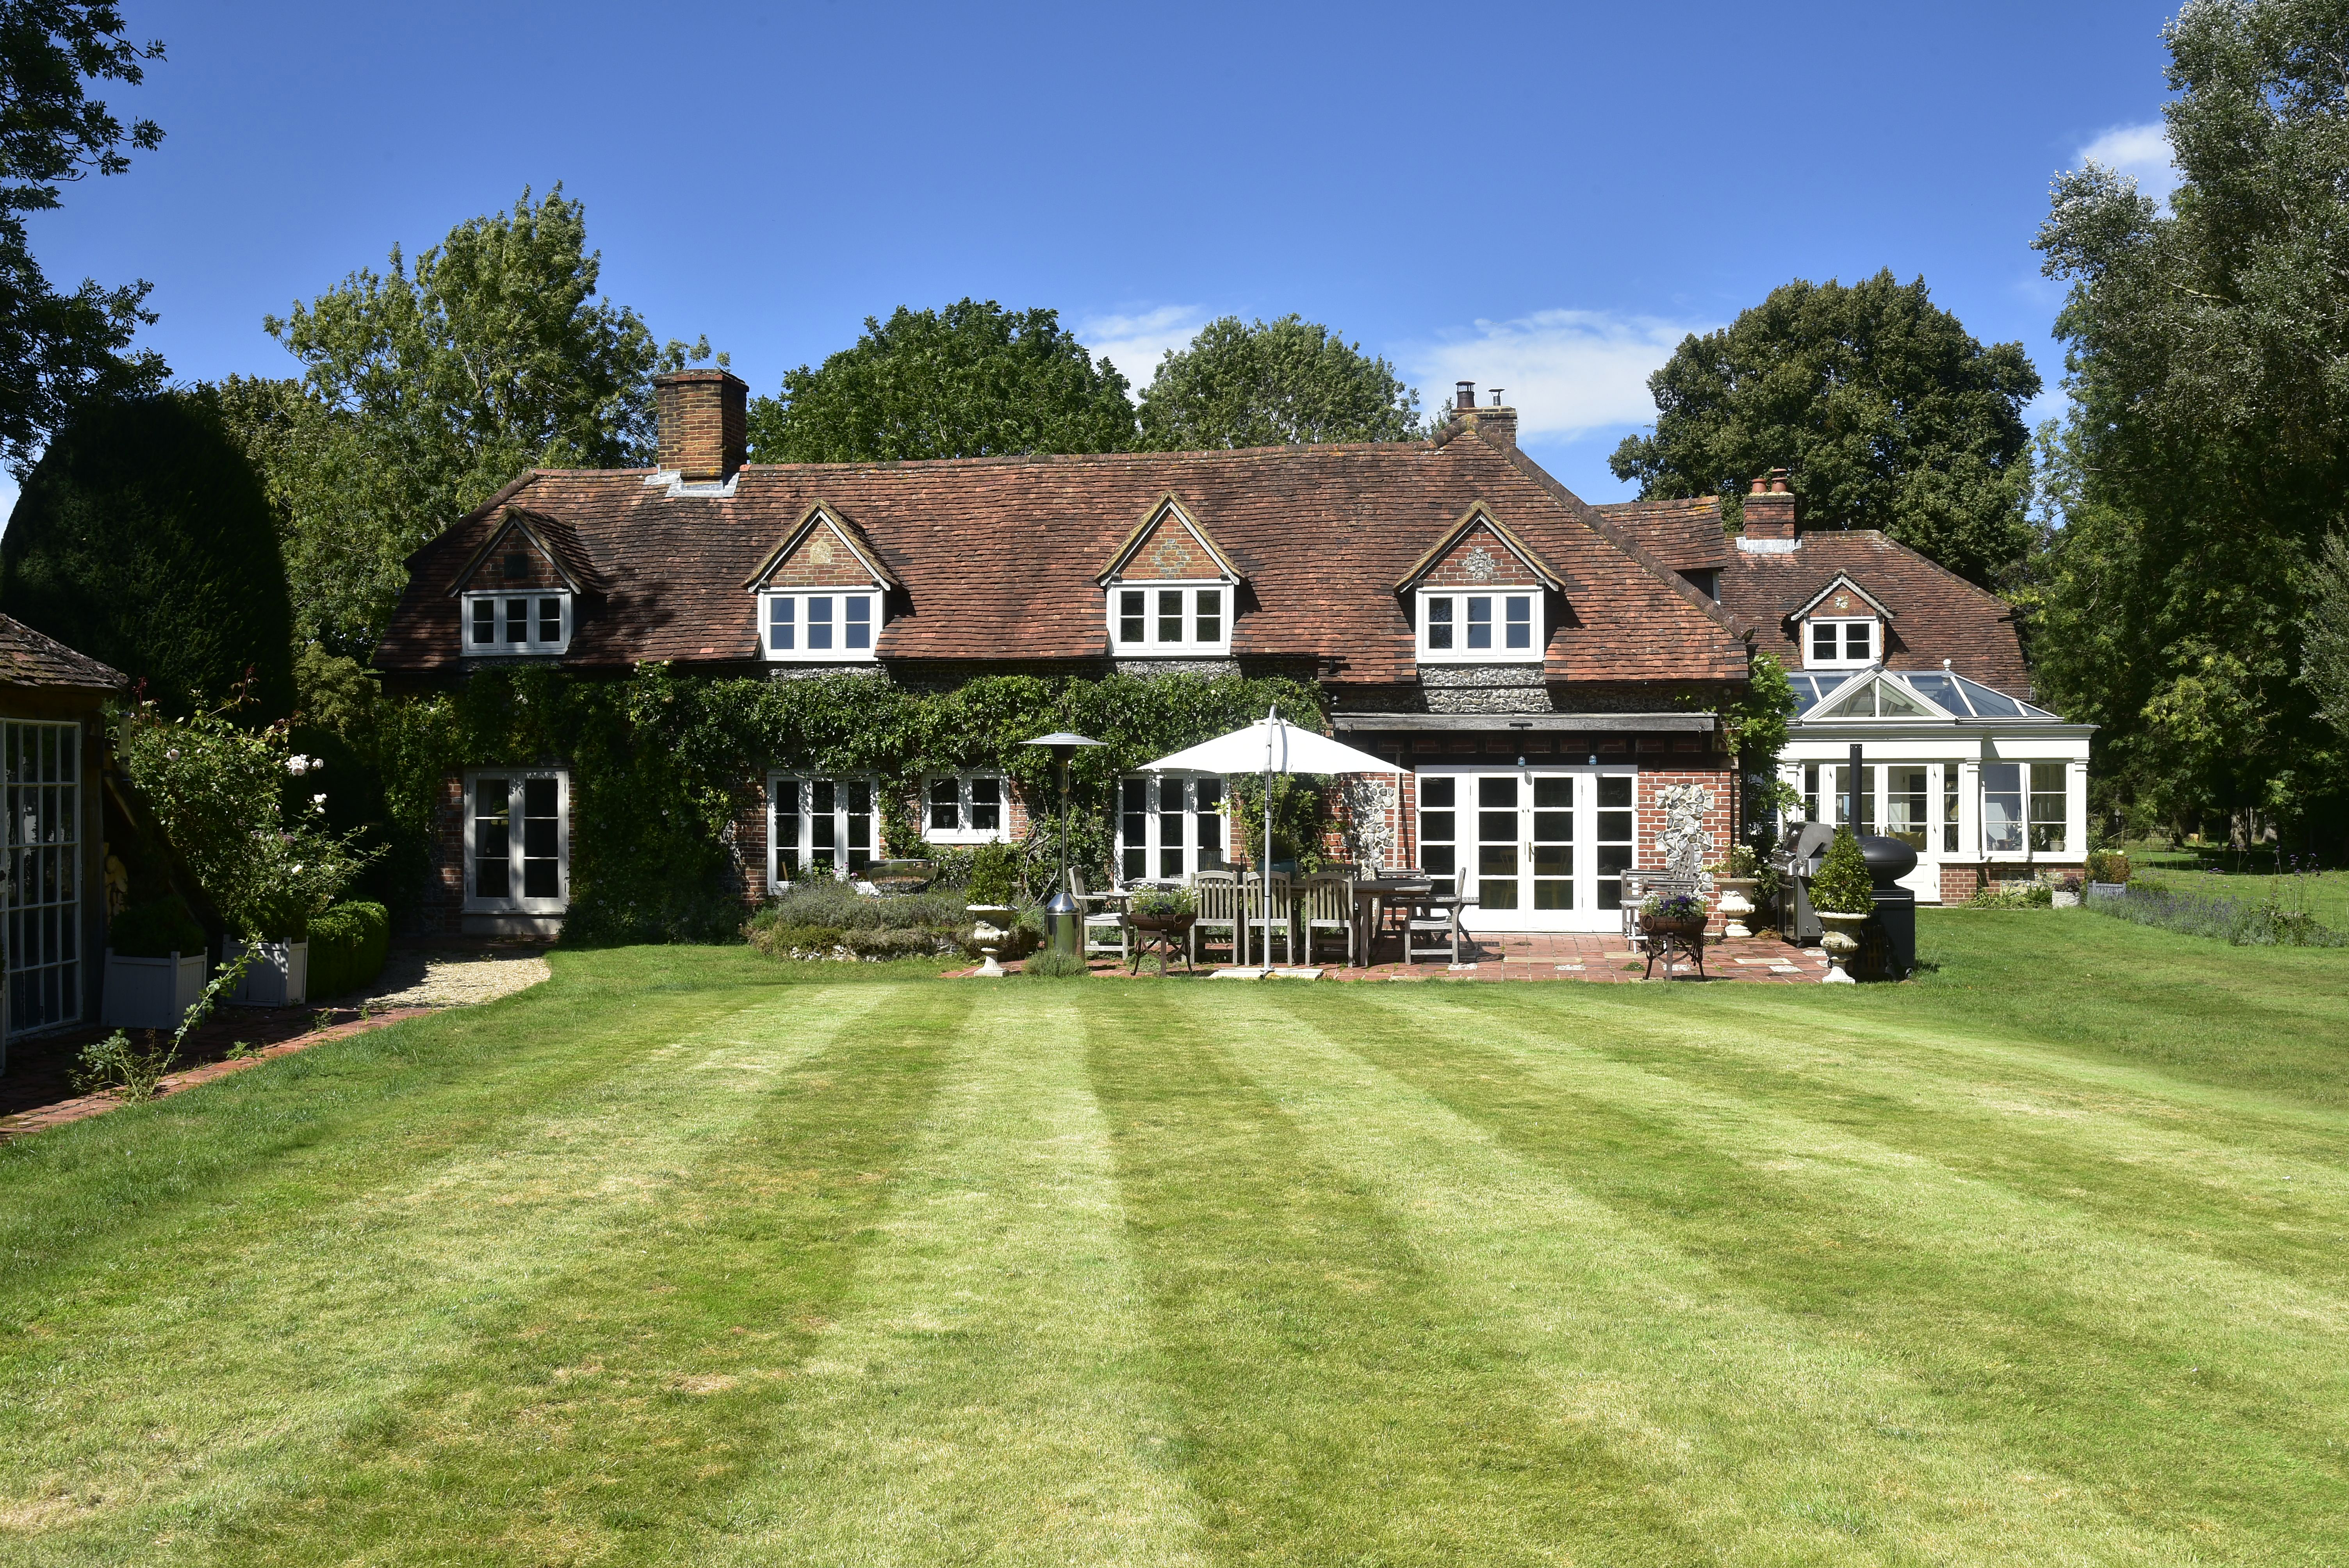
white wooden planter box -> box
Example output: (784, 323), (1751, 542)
(102, 950), (208, 1032)
(226, 939), (308, 1007)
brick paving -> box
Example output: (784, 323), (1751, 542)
(978, 928), (1833, 982)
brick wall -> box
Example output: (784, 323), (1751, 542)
(419, 774), (465, 935)
(1421, 524), (1542, 587)
(760, 522), (882, 588)
(465, 527), (562, 590)
(1117, 518), (1219, 580)
(1634, 766), (1735, 871)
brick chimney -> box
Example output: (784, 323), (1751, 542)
(654, 369), (748, 483)
(1742, 468), (1797, 539)
(1445, 380), (1517, 449)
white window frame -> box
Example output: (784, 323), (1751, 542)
(463, 590), (571, 655)
(1117, 773), (1226, 884)
(767, 773), (882, 884)
(760, 589), (882, 663)
(463, 769), (570, 914)
(1415, 588), (1541, 663)
(1804, 617), (1877, 669)
(922, 773), (1009, 844)
(1106, 581), (1231, 655)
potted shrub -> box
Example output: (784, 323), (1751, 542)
(963, 842), (1024, 976)
(1808, 827), (1875, 984)
(1638, 889), (1708, 939)
(1130, 887), (1197, 935)
(1709, 844), (1762, 938)
(102, 895), (209, 1031)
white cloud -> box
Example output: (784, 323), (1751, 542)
(1078, 305), (1210, 392)
(1405, 309), (1713, 440)
(2080, 120), (2180, 201)
(0, 474), (16, 534)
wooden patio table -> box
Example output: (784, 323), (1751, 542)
(1351, 876), (1433, 968)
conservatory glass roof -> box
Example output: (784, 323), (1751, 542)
(1787, 667), (2056, 722)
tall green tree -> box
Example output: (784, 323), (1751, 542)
(237, 186), (698, 652)
(1609, 272), (2041, 587)
(2033, 0), (2349, 843)
(747, 299), (1134, 463)
(0, 390), (294, 718)
(2304, 533), (2349, 743)
(0, 2), (168, 471)
(1135, 314), (1421, 449)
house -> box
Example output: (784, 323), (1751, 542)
(1587, 470), (2091, 903)
(0, 614), (128, 1064)
(373, 373), (2067, 934)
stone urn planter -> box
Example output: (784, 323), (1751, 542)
(967, 904), (1014, 978)
(1715, 878), (1759, 939)
(1814, 910), (1868, 984)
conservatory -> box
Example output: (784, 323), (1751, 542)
(1776, 665), (2094, 905)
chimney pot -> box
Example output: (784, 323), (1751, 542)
(1490, 388), (1504, 406)
(1741, 467), (1798, 539)
(1456, 380), (1476, 411)
(654, 369), (749, 483)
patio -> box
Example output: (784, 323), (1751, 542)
(978, 929), (1835, 982)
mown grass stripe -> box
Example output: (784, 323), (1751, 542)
(0, 983), (917, 1562)
(695, 986), (1210, 1567)
(180, 983), (971, 1566)
(1082, 985), (1711, 1567)
(1222, 984), (2191, 1564)
(1337, 984), (2349, 1554)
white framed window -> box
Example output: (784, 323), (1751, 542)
(463, 590), (571, 655)
(1982, 762), (2069, 857)
(1805, 617), (1876, 668)
(1416, 589), (1539, 663)
(1117, 774), (1224, 882)
(769, 774), (879, 882)
(923, 773), (1008, 843)
(1107, 582), (1229, 654)
(464, 769), (569, 913)
(761, 590), (880, 662)
(6, 719), (83, 1035)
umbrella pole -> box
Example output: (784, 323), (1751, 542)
(1264, 706), (1277, 971)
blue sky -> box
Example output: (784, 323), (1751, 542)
(9, 0), (2184, 520)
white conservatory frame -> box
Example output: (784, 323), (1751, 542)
(1775, 665), (2093, 905)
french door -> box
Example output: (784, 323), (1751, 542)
(5, 720), (81, 1034)
(1416, 768), (1636, 932)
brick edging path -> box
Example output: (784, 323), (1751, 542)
(0, 1008), (434, 1143)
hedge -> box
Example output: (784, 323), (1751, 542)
(307, 901), (389, 998)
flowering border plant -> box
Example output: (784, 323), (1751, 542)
(1640, 891), (1707, 923)
(116, 687), (379, 938)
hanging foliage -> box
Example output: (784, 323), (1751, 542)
(370, 665), (1323, 943)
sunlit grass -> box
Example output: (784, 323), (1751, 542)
(1, 916), (2342, 1564)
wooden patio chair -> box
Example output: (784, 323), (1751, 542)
(1067, 869), (1128, 962)
(1244, 872), (1300, 966)
(1299, 873), (1354, 966)
(1406, 893), (1467, 965)
(1621, 872), (1698, 951)
(1189, 870), (1245, 968)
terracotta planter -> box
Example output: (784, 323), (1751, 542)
(1639, 915), (1706, 940)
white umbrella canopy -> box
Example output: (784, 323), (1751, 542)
(1138, 715), (1404, 779)
(1137, 707), (1402, 973)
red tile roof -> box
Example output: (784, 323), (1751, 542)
(1716, 529), (2032, 696)
(376, 433), (1752, 686)
(1589, 496), (1731, 573)
(0, 614), (127, 693)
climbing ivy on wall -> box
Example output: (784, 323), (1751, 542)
(374, 665), (1324, 943)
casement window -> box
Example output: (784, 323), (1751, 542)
(1107, 584), (1228, 655)
(924, 773), (1008, 843)
(463, 590), (571, 655)
(761, 590), (880, 662)
(465, 770), (569, 913)
(769, 774), (879, 882)
(1118, 775), (1223, 882)
(1980, 762), (2067, 855)
(1416, 590), (1538, 663)
(1804, 617), (1876, 668)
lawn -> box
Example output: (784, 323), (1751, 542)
(2, 914), (2345, 1566)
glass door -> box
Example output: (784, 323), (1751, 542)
(1418, 769), (1638, 933)
(5, 721), (80, 1034)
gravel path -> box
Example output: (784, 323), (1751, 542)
(325, 948), (552, 1009)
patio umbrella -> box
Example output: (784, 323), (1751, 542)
(1137, 706), (1403, 971)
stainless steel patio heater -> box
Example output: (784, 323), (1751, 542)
(1021, 731), (1103, 957)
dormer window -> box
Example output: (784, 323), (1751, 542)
(761, 590), (880, 661)
(1417, 589), (1538, 662)
(1805, 617), (1877, 668)
(464, 590), (571, 655)
(1109, 583), (1228, 654)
